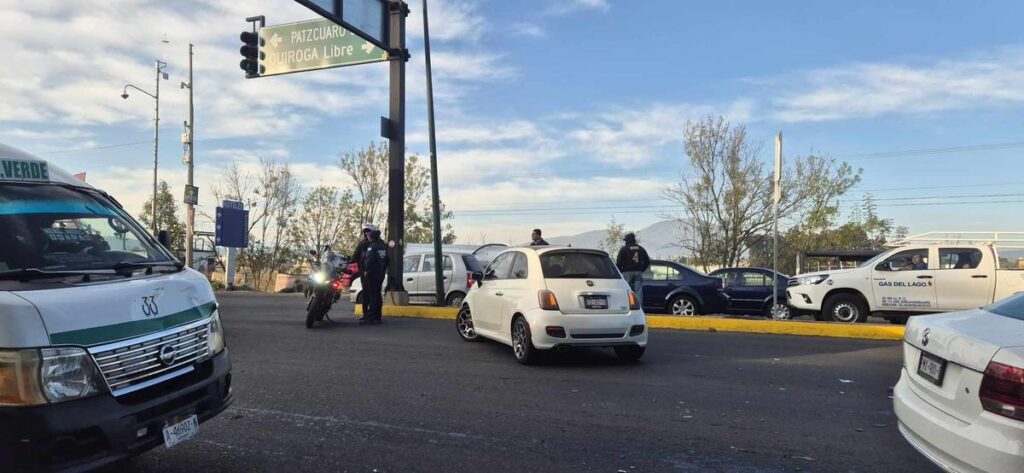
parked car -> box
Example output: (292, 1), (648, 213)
(893, 291), (1024, 473)
(350, 249), (483, 307)
(456, 247), (647, 364)
(788, 232), (1024, 323)
(709, 267), (791, 319)
(640, 260), (725, 316)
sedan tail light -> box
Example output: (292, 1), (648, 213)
(538, 290), (559, 311)
(980, 361), (1024, 421)
(628, 291), (640, 310)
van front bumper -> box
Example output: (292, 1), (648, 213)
(0, 350), (233, 473)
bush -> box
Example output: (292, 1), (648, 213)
(209, 279), (226, 291)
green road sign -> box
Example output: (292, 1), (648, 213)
(184, 185), (199, 205)
(259, 18), (388, 76)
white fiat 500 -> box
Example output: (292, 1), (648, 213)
(894, 292), (1024, 473)
(455, 247), (647, 364)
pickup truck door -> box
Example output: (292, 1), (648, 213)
(934, 247), (994, 310)
(870, 248), (938, 312)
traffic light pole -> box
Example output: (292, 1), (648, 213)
(384, 0), (409, 305)
(422, 0), (444, 307)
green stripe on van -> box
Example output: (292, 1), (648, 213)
(49, 301), (217, 346)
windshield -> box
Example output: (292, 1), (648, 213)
(858, 251), (889, 268)
(0, 184), (172, 273)
(540, 251), (619, 279)
(985, 292), (1024, 322)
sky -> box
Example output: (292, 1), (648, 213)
(2, 0), (1024, 246)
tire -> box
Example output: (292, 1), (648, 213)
(446, 291), (466, 308)
(668, 295), (699, 316)
(456, 305), (482, 342)
(763, 302), (792, 320)
(822, 293), (868, 323)
(614, 345), (645, 362)
(889, 316), (909, 325)
(305, 297), (321, 328)
(511, 316), (539, 365)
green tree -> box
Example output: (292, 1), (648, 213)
(139, 181), (186, 254)
(289, 186), (358, 263)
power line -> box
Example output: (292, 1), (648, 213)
(34, 140), (153, 155)
(835, 140), (1024, 160)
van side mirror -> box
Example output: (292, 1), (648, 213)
(157, 230), (172, 249)
(471, 271), (484, 287)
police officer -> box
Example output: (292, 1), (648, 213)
(616, 233), (650, 303)
(352, 224), (376, 319)
(360, 229), (388, 325)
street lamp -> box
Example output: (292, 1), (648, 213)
(122, 60), (168, 236)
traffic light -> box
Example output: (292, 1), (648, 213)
(239, 31), (264, 78)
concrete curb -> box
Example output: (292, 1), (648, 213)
(356, 306), (905, 341)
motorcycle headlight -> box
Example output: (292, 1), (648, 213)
(208, 311), (226, 357)
(39, 347), (104, 404)
(312, 272), (326, 284)
(798, 274), (829, 286)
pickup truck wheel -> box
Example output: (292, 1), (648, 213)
(823, 294), (868, 323)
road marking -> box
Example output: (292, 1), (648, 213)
(229, 406), (486, 440)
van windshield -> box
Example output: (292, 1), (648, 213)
(540, 251), (619, 279)
(0, 184), (172, 273)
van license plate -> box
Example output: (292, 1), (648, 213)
(584, 296), (608, 309)
(917, 352), (947, 386)
(162, 414), (199, 448)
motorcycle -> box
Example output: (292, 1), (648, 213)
(305, 251), (351, 328)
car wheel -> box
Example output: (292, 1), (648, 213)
(456, 305), (482, 342)
(669, 295), (699, 316)
(511, 316), (538, 365)
(446, 291), (466, 307)
(822, 293), (868, 323)
(764, 302), (792, 320)
(614, 345), (645, 362)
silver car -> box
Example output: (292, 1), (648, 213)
(350, 249), (485, 307)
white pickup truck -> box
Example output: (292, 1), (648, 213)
(787, 233), (1024, 323)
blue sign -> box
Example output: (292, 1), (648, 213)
(216, 201), (249, 248)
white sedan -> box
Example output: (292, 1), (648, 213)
(894, 292), (1024, 473)
(455, 247), (648, 364)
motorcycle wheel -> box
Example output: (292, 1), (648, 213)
(306, 296), (321, 328)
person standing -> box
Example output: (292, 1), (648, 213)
(616, 233), (650, 304)
(530, 229), (549, 246)
(352, 224), (375, 319)
(360, 229), (388, 325)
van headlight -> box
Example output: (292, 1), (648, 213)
(208, 311), (226, 356)
(0, 348), (105, 406)
(797, 274), (829, 286)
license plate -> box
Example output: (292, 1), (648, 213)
(162, 414), (199, 448)
(917, 351), (947, 386)
(583, 296), (608, 309)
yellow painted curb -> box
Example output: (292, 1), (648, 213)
(355, 306), (904, 341)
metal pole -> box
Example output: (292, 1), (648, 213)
(385, 0), (409, 304)
(422, 0), (444, 307)
(186, 44), (195, 269)
(152, 60), (161, 236)
(772, 132), (782, 318)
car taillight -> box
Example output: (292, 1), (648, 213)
(628, 291), (640, 310)
(980, 361), (1024, 421)
(538, 290), (559, 311)
(466, 272), (473, 290)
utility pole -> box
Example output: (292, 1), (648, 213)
(385, 0), (410, 305)
(772, 132), (782, 319)
(184, 44), (195, 268)
(151, 60), (165, 236)
(422, 0), (444, 307)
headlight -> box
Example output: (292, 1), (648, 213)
(798, 274), (829, 286)
(39, 347), (104, 403)
(0, 349), (46, 406)
(311, 272), (326, 283)
(208, 311), (226, 356)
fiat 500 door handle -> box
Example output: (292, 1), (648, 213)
(494, 291), (504, 296)
(917, 275), (933, 279)
(972, 274), (989, 278)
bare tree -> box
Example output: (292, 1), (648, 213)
(599, 217), (626, 255)
(664, 116), (861, 271)
(290, 186), (357, 263)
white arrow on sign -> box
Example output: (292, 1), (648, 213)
(361, 41), (374, 55)
(270, 33), (283, 48)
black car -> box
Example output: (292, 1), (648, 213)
(708, 267), (791, 318)
(640, 260), (725, 315)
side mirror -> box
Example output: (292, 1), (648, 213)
(309, 250), (318, 256)
(471, 271), (484, 287)
(157, 229), (172, 249)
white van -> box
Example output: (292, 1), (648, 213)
(788, 233), (1024, 323)
(0, 144), (232, 471)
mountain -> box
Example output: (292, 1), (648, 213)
(544, 220), (687, 260)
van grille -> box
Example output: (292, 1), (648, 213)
(91, 323), (210, 396)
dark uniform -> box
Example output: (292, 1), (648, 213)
(530, 238), (549, 246)
(361, 236), (388, 324)
(351, 238), (371, 317)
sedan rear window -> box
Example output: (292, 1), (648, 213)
(540, 251), (619, 279)
(985, 293), (1024, 321)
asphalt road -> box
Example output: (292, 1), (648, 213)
(115, 292), (937, 473)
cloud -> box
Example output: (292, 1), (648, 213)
(510, 22), (546, 38)
(546, 0), (612, 15)
(3, 128), (94, 141)
(408, 120), (541, 144)
(772, 47), (1024, 122)
(408, 0), (485, 42)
